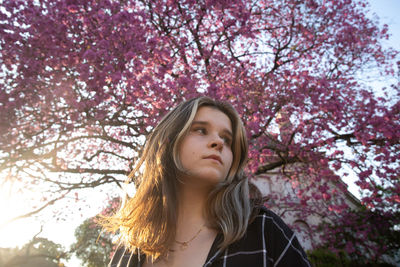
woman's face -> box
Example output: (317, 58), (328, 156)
(178, 106), (234, 186)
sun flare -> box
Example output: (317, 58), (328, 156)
(0, 183), (42, 248)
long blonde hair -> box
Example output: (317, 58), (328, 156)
(104, 96), (261, 260)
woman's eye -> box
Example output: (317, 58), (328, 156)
(222, 136), (232, 145)
(193, 127), (206, 134)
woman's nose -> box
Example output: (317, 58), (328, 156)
(209, 135), (223, 150)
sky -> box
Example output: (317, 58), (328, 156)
(369, 0), (400, 49)
(0, 1), (399, 266)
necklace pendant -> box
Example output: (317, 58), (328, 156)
(180, 242), (188, 250)
(175, 224), (205, 250)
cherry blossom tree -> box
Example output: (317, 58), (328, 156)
(0, 0), (399, 259)
(323, 207), (400, 264)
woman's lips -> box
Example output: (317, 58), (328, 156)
(203, 155), (222, 164)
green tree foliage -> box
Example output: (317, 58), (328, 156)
(0, 237), (69, 267)
(71, 198), (119, 267)
(71, 218), (115, 267)
(307, 247), (398, 267)
(307, 248), (350, 267)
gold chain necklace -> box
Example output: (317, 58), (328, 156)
(174, 224), (205, 251)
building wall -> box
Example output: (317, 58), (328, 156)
(251, 170), (360, 251)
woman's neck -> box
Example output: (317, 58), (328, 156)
(175, 182), (213, 240)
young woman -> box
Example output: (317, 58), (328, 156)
(105, 96), (310, 267)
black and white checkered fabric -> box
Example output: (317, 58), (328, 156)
(109, 206), (311, 267)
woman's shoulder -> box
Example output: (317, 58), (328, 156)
(206, 204), (311, 266)
(242, 205), (311, 266)
(252, 205), (285, 220)
(209, 205), (310, 267)
(244, 205), (296, 240)
(250, 205), (294, 234)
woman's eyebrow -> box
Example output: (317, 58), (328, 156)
(191, 120), (208, 126)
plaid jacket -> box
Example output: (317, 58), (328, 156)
(109, 206), (311, 267)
